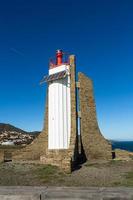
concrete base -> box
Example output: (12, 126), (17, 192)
(0, 187), (132, 200)
(0, 195), (40, 200)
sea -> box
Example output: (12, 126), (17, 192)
(111, 141), (133, 152)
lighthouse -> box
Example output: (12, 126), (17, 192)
(41, 50), (71, 149)
(12, 50), (112, 173)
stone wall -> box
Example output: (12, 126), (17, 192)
(78, 72), (112, 160)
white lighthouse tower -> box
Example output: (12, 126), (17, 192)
(41, 50), (71, 149)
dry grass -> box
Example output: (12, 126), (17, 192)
(0, 160), (132, 186)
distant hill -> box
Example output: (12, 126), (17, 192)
(0, 123), (27, 134)
(0, 123), (41, 146)
(0, 123), (40, 135)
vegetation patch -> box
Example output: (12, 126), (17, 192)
(124, 172), (133, 186)
(34, 164), (65, 184)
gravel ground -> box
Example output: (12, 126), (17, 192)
(0, 160), (132, 186)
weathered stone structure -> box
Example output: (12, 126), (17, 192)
(78, 73), (112, 160)
(0, 53), (112, 172)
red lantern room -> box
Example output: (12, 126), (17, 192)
(49, 49), (69, 69)
(56, 50), (63, 65)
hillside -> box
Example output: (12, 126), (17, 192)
(0, 123), (27, 134)
(0, 123), (40, 146)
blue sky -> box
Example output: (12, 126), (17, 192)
(0, 0), (133, 140)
